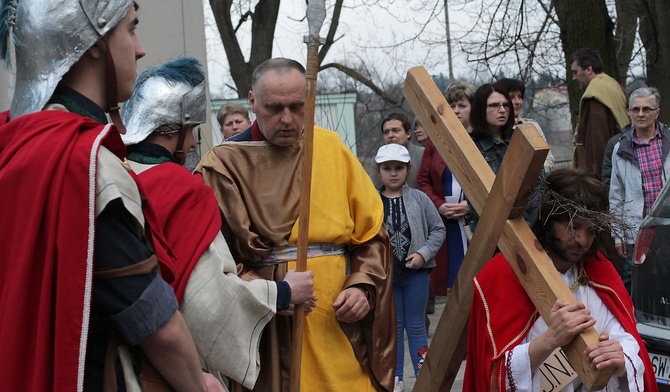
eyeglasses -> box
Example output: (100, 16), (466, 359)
(486, 102), (511, 110)
(629, 106), (659, 114)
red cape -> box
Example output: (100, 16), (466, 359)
(132, 162), (221, 303)
(463, 252), (657, 391)
(0, 110), (126, 391)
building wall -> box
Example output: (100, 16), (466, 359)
(138, 1), (213, 159)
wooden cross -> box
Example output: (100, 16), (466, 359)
(403, 66), (614, 391)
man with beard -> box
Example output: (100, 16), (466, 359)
(463, 168), (656, 391)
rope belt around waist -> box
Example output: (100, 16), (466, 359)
(255, 242), (346, 267)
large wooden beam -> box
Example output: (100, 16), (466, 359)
(403, 66), (613, 390)
(498, 220), (613, 388)
(413, 125), (548, 391)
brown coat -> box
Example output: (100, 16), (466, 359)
(574, 99), (620, 178)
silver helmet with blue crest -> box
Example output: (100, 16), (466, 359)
(0, 0), (133, 118)
(121, 57), (206, 146)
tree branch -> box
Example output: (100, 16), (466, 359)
(320, 62), (402, 106)
(318, 0), (343, 65)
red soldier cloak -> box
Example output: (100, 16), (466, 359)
(132, 162), (221, 303)
(0, 110), (126, 391)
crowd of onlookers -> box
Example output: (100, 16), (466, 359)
(212, 46), (668, 392)
(275, 46), (663, 391)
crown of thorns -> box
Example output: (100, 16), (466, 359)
(536, 181), (634, 237)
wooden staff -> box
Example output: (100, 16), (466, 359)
(290, 1), (326, 391)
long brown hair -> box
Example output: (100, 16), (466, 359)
(532, 168), (610, 257)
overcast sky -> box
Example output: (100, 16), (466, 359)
(202, 0), (474, 99)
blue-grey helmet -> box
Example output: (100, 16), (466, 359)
(0, 0), (133, 118)
(121, 57), (206, 146)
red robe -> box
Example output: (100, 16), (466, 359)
(0, 110), (126, 391)
(131, 162), (221, 303)
(463, 252), (656, 391)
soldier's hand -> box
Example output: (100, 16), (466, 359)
(283, 269), (315, 304)
(332, 287), (370, 323)
(203, 372), (227, 391)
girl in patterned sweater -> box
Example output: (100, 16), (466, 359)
(375, 144), (446, 392)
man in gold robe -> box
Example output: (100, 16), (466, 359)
(196, 58), (395, 392)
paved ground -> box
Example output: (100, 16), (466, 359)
(401, 296), (465, 391)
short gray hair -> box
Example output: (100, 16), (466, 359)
(629, 86), (661, 109)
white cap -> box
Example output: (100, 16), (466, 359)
(375, 144), (411, 163)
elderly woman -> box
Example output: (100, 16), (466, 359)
(610, 86), (668, 292)
(417, 81), (475, 296)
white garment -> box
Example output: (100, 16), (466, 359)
(444, 178), (469, 252)
(128, 160), (277, 389)
(181, 233), (277, 389)
(505, 266), (644, 391)
(96, 146), (144, 223)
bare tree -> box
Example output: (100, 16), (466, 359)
(554, 0), (622, 127)
(638, 0), (670, 123)
(207, 0), (448, 163)
(453, 0), (564, 84)
(614, 0), (638, 81)
(208, 1), (443, 103)
(208, 0), (394, 103)
(207, 0), (668, 155)
(209, 0), (279, 96)
(449, 0), (667, 125)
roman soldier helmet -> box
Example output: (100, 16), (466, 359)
(121, 57), (206, 148)
(0, 0), (133, 118)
